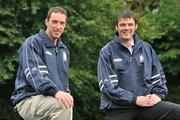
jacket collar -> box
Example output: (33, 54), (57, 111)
(114, 32), (142, 50)
(38, 29), (65, 48)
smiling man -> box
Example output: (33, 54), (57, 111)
(11, 7), (74, 120)
(97, 11), (180, 120)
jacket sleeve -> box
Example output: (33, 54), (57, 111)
(97, 48), (137, 104)
(150, 48), (168, 99)
(19, 36), (59, 97)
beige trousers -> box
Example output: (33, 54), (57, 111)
(15, 95), (73, 120)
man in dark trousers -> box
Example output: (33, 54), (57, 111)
(11, 6), (73, 120)
(97, 11), (180, 120)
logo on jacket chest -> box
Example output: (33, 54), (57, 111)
(139, 54), (144, 63)
(63, 51), (67, 61)
(45, 50), (67, 61)
(112, 53), (144, 64)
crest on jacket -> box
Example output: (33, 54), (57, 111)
(139, 54), (144, 63)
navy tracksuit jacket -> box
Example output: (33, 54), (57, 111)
(97, 33), (168, 109)
(11, 30), (70, 105)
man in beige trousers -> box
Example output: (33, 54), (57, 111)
(11, 6), (74, 120)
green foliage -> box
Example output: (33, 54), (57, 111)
(0, 99), (22, 120)
(146, 0), (180, 76)
(0, 54), (17, 82)
(0, 1), (23, 83)
(69, 68), (104, 120)
(154, 0), (180, 76)
(64, 0), (117, 71)
(167, 83), (180, 104)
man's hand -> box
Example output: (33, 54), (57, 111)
(146, 94), (161, 106)
(136, 96), (151, 107)
(55, 91), (74, 108)
(136, 94), (161, 107)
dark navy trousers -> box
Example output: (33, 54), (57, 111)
(106, 101), (180, 120)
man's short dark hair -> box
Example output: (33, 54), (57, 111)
(46, 6), (68, 21)
(115, 11), (137, 25)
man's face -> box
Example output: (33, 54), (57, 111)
(115, 18), (137, 42)
(45, 12), (67, 42)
